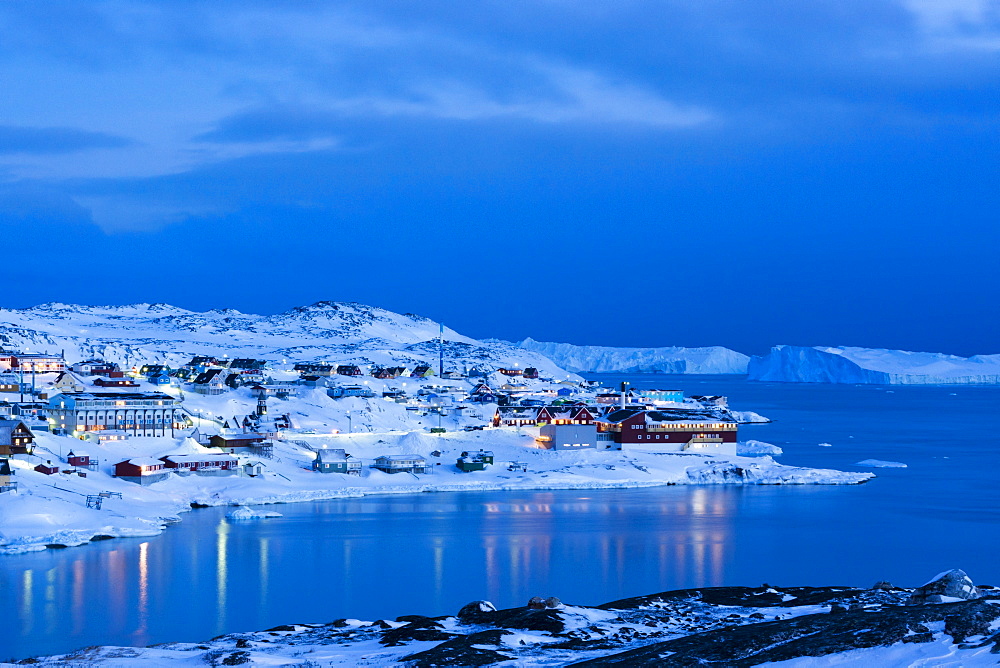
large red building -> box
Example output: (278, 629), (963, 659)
(595, 408), (737, 448)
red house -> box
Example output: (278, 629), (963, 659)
(114, 458), (166, 482)
(498, 368), (523, 377)
(336, 365), (363, 376)
(160, 454), (237, 473)
(522, 367), (539, 379)
(34, 461), (59, 475)
(67, 450), (94, 468)
(595, 408), (737, 447)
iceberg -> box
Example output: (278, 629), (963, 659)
(748, 345), (1000, 385)
(516, 338), (749, 374)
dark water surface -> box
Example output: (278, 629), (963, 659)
(2, 376), (998, 659)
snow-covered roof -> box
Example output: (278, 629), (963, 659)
(126, 457), (165, 467)
(162, 454), (236, 463)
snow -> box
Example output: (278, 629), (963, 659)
(514, 337), (750, 374)
(856, 459), (907, 468)
(749, 345), (1000, 385)
(762, 635), (1000, 666)
(737, 440), (784, 456)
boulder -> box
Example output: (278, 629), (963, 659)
(457, 600), (497, 621)
(909, 569), (980, 605)
(528, 596), (547, 610)
(544, 596), (562, 609)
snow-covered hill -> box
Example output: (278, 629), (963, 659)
(748, 345), (1000, 385)
(514, 338), (749, 374)
(0, 302), (566, 376)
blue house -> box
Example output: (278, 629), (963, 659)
(149, 373), (172, 386)
(313, 448), (362, 474)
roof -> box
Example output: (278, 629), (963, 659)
(598, 408), (735, 425)
(162, 454), (237, 463)
(124, 457), (165, 467)
(316, 448), (349, 463)
(376, 454), (427, 462)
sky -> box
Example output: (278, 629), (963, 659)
(1, 1), (998, 356)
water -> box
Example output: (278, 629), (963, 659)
(2, 376), (999, 660)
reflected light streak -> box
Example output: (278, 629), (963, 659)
(216, 521), (229, 631)
(72, 559), (85, 634)
(135, 542), (149, 639)
(21, 569), (33, 635)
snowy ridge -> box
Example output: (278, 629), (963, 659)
(513, 338), (749, 374)
(0, 302), (566, 376)
(748, 345), (1000, 385)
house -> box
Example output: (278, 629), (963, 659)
(240, 461), (264, 477)
(595, 408), (738, 454)
(0, 419), (35, 456)
(313, 448), (362, 474)
(209, 433), (266, 453)
(295, 363), (335, 376)
(0, 460), (14, 492)
(441, 370), (466, 380)
(522, 367), (539, 379)
(50, 372), (86, 393)
(327, 385), (376, 399)
(229, 358), (269, 372)
(94, 376), (140, 388)
(46, 392), (182, 437)
(371, 367), (399, 379)
(10, 353), (65, 374)
(410, 365), (434, 378)
(35, 460), (59, 475)
(299, 375), (327, 388)
(0, 374), (19, 393)
(492, 406), (541, 427)
(114, 458), (169, 485)
(535, 405), (595, 425)
(159, 454), (238, 476)
(185, 356), (219, 369)
(373, 455), (429, 474)
(67, 450), (97, 469)
(71, 360), (120, 376)
(498, 368), (523, 377)
(336, 365), (363, 376)
(536, 423), (600, 451)
(83, 429), (129, 443)
(191, 368), (228, 395)
(456, 449), (494, 472)
(249, 383), (299, 398)
(139, 364), (170, 377)
(149, 372), (172, 386)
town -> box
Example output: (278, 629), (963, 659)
(1, 348), (746, 492)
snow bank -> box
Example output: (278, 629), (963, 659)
(748, 345), (1000, 385)
(515, 338), (749, 374)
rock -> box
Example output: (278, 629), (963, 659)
(909, 569), (980, 605)
(403, 629), (513, 667)
(528, 596), (547, 610)
(872, 581), (895, 591)
(457, 600), (497, 621)
(544, 597), (562, 609)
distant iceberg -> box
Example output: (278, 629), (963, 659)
(516, 338), (749, 374)
(748, 345), (1000, 385)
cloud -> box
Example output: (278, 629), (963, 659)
(0, 125), (134, 155)
(902, 0), (1000, 51)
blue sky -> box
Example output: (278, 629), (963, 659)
(1, 1), (998, 355)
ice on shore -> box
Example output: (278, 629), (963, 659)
(855, 459), (907, 468)
(736, 440), (783, 456)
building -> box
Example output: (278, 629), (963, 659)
(46, 392), (183, 437)
(94, 376), (141, 388)
(229, 358), (269, 372)
(159, 454), (238, 475)
(185, 356), (219, 368)
(536, 423), (601, 451)
(535, 405), (595, 425)
(50, 372), (86, 393)
(250, 383), (299, 398)
(327, 385), (376, 399)
(410, 365), (434, 378)
(9, 353), (65, 374)
(67, 450), (98, 469)
(190, 368), (229, 395)
(456, 449), (494, 472)
(373, 455), (429, 474)
(209, 433), (266, 453)
(83, 430), (128, 444)
(71, 360), (120, 376)
(313, 448), (362, 474)
(498, 368), (523, 377)
(0, 374), (19, 393)
(336, 365), (363, 376)
(492, 406), (541, 427)
(595, 408), (738, 454)
(0, 419), (35, 456)
(0, 459), (14, 492)
(35, 461), (59, 475)
(295, 363), (336, 376)
(522, 367), (539, 379)
(114, 458), (169, 485)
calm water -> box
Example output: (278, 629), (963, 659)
(2, 376), (999, 660)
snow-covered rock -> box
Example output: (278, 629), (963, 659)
(225, 505), (281, 520)
(748, 345), (1000, 385)
(513, 338), (749, 374)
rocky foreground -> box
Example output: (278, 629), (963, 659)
(7, 570), (999, 667)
